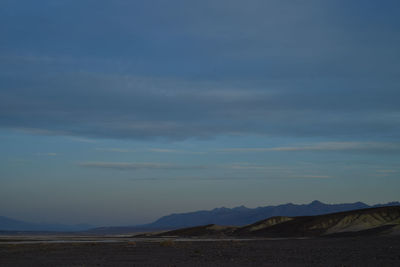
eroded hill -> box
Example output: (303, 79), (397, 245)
(144, 206), (400, 238)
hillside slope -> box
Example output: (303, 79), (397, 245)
(243, 206), (400, 237)
(146, 201), (399, 229)
(151, 206), (400, 238)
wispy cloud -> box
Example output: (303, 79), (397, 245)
(69, 137), (97, 143)
(35, 152), (58, 156)
(95, 148), (135, 153)
(219, 142), (400, 154)
(16, 128), (66, 136)
(79, 162), (208, 170)
(224, 163), (275, 170)
(288, 175), (331, 179)
(1, 1), (399, 141)
(147, 148), (205, 154)
(94, 148), (204, 154)
(376, 169), (398, 173)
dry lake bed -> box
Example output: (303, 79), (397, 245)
(1, 235), (400, 266)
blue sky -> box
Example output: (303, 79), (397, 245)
(0, 0), (399, 225)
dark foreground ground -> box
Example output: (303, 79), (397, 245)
(1, 236), (400, 266)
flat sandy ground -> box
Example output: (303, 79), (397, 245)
(1, 236), (399, 266)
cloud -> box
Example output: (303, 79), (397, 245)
(0, 1), (399, 141)
(224, 163), (275, 170)
(94, 147), (205, 154)
(288, 175), (331, 179)
(1, 71), (399, 141)
(35, 152), (57, 156)
(79, 161), (279, 172)
(69, 137), (97, 143)
(147, 148), (205, 154)
(79, 162), (207, 170)
(376, 169), (398, 173)
(219, 142), (400, 154)
(95, 148), (135, 153)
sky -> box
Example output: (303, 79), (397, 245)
(0, 0), (399, 226)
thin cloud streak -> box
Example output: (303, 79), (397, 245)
(289, 175), (331, 179)
(95, 148), (135, 153)
(223, 163), (280, 170)
(148, 148), (206, 154)
(94, 148), (205, 154)
(35, 152), (58, 156)
(69, 137), (98, 143)
(79, 161), (286, 172)
(376, 169), (398, 173)
(219, 142), (400, 154)
(79, 162), (208, 170)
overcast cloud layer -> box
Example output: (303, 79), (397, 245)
(1, 0), (400, 141)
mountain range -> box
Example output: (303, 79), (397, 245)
(1, 200), (399, 232)
(143, 200), (400, 228)
(90, 200), (400, 234)
(145, 205), (400, 238)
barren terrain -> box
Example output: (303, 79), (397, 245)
(1, 236), (400, 266)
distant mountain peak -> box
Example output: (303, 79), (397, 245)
(150, 206), (400, 238)
(233, 205), (249, 211)
(212, 207), (230, 212)
(144, 201), (398, 230)
(310, 200), (324, 205)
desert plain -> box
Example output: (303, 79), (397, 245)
(1, 235), (400, 266)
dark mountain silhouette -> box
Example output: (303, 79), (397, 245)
(0, 216), (93, 232)
(146, 205), (400, 238)
(145, 200), (399, 229)
(237, 206), (400, 237)
(89, 200), (399, 234)
(3, 201), (398, 233)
